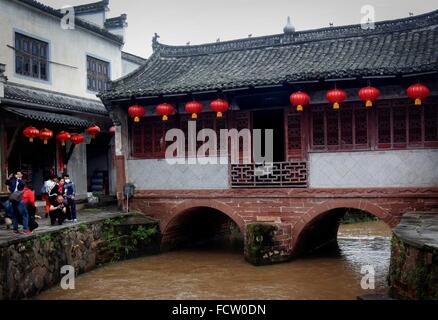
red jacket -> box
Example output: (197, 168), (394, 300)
(22, 187), (35, 207)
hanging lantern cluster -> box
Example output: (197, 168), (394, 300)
(22, 125), (96, 148)
(287, 83), (429, 111)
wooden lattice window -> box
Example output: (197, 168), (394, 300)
(131, 117), (174, 158)
(311, 104), (368, 151)
(87, 56), (109, 92)
(286, 110), (302, 159)
(377, 100), (438, 149)
(15, 33), (48, 80)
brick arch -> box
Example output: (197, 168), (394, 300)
(161, 199), (245, 235)
(291, 199), (393, 251)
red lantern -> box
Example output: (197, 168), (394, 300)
(407, 83), (430, 106)
(109, 126), (116, 135)
(156, 103), (174, 121)
(70, 134), (84, 147)
(23, 126), (39, 142)
(56, 131), (71, 146)
(185, 100), (204, 119)
(358, 86), (380, 108)
(210, 99), (229, 118)
(86, 125), (101, 138)
(38, 128), (53, 145)
(326, 88), (347, 110)
(289, 91), (310, 112)
(128, 104), (145, 122)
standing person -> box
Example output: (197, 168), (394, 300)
(5, 171), (31, 234)
(22, 183), (39, 231)
(42, 176), (56, 218)
(48, 176), (60, 204)
(49, 195), (66, 226)
(63, 174), (77, 223)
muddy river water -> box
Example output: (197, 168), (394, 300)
(37, 221), (392, 300)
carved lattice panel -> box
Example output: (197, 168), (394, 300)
(231, 161), (308, 188)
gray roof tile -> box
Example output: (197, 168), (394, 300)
(101, 10), (438, 100)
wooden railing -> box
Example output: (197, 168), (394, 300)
(230, 161), (308, 188)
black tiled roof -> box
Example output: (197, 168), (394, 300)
(15, 0), (123, 44)
(4, 83), (108, 115)
(4, 107), (93, 127)
(121, 51), (147, 65)
(105, 14), (127, 29)
(101, 10), (438, 100)
(74, 0), (109, 14)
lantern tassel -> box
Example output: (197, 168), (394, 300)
(366, 100), (373, 108)
(44, 140), (48, 145)
(162, 115), (168, 121)
(297, 105), (303, 112)
(29, 138), (33, 143)
(61, 142), (65, 146)
(134, 117), (140, 122)
(415, 98), (422, 106)
(191, 113), (198, 119)
(333, 102), (340, 110)
(217, 112), (223, 118)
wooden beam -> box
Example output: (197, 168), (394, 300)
(6, 124), (24, 161)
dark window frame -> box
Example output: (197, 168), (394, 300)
(15, 32), (49, 81)
(310, 103), (370, 151)
(86, 55), (110, 92)
(376, 99), (438, 149)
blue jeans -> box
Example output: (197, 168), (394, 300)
(66, 197), (76, 220)
(10, 200), (29, 231)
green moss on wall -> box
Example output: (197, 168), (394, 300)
(245, 224), (277, 266)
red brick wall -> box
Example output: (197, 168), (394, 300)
(129, 187), (438, 254)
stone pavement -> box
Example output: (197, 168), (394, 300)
(0, 206), (128, 247)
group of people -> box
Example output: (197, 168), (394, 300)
(42, 174), (77, 226)
(2, 171), (77, 235)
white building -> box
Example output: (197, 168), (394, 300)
(0, 0), (145, 199)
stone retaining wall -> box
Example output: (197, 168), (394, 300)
(0, 214), (161, 300)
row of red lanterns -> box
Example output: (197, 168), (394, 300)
(290, 83), (430, 111)
(128, 98), (230, 122)
(22, 125), (103, 145)
(127, 83), (430, 122)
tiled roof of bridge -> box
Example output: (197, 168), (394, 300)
(101, 10), (438, 100)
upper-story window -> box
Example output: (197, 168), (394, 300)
(377, 99), (438, 149)
(87, 55), (110, 92)
(15, 33), (48, 80)
(310, 104), (369, 151)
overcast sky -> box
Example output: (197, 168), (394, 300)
(43, 0), (438, 58)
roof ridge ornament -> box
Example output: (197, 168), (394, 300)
(283, 16), (295, 34)
(152, 33), (161, 51)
